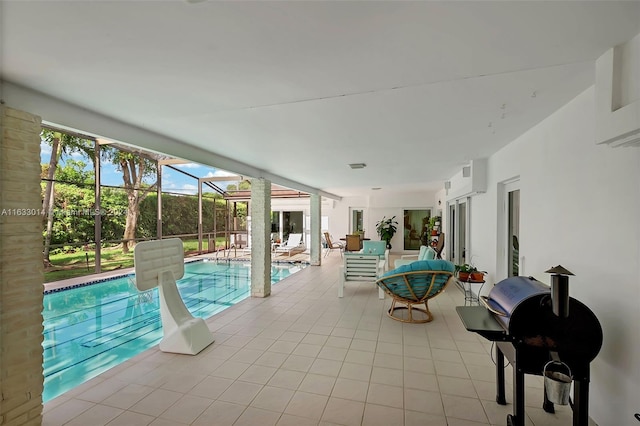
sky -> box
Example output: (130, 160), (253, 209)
(40, 141), (242, 195)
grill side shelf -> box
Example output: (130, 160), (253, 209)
(456, 306), (508, 341)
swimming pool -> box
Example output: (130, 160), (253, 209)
(42, 260), (306, 402)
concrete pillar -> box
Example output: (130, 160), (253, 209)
(310, 194), (321, 266)
(250, 178), (271, 297)
(0, 105), (45, 425)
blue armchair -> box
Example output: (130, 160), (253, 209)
(393, 245), (436, 269)
(376, 259), (455, 323)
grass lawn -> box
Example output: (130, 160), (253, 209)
(45, 246), (134, 283)
(44, 238), (228, 283)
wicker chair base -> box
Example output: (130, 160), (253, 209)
(387, 300), (433, 323)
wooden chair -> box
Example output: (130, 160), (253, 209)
(434, 232), (445, 259)
(376, 259), (454, 323)
(323, 232), (344, 257)
(345, 234), (361, 252)
(339, 253), (385, 299)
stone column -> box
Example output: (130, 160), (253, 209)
(0, 106), (45, 425)
(250, 178), (271, 297)
(310, 194), (321, 266)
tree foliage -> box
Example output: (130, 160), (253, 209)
(39, 131), (249, 255)
(226, 180), (251, 192)
(102, 147), (158, 253)
(41, 130), (96, 263)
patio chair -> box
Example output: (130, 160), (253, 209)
(376, 259), (455, 323)
(360, 240), (389, 270)
(434, 232), (445, 259)
(275, 233), (304, 256)
(339, 253), (385, 299)
(345, 234), (361, 252)
(323, 232), (344, 257)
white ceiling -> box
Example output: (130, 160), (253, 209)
(2, 1), (639, 197)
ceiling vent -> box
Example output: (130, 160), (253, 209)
(348, 163), (367, 169)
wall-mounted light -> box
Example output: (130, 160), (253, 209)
(444, 181), (451, 190)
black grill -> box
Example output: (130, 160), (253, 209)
(457, 267), (602, 426)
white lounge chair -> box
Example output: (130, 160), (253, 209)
(275, 233), (304, 256)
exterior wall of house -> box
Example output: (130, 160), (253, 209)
(270, 197), (333, 248)
(0, 106), (45, 425)
(448, 86), (640, 425)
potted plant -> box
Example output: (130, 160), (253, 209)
(429, 216), (441, 236)
(455, 263), (485, 282)
(376, 215), (398, 249)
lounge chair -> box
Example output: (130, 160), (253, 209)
(275, 233), (304, 256)
(376, 259), (455, 323)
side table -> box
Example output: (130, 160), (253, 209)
(455, 278), (485, 306)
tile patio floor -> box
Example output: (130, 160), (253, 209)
(43, 254), (577, 426)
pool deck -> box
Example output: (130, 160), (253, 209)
(41, 253), (575, 426)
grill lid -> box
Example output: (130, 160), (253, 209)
(485, 276), (550, 329)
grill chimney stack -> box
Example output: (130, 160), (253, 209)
(545, 265), (574, 318)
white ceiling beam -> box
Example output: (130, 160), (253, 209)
(2, 82), (341, 201)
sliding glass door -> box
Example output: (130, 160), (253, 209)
(271, 210), (304, 243)
(506, 181), (520, 277)
(403, 209), (431, 250)
(448, 197), (469, 265)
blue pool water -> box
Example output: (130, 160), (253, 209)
(42, 260), (306, 402)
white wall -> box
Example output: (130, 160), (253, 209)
(322, 195), (368, 240)
(325, 190), (440, 253)
(448, 87), (640, 425)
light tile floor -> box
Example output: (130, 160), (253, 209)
(43, 254), (578, 426)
